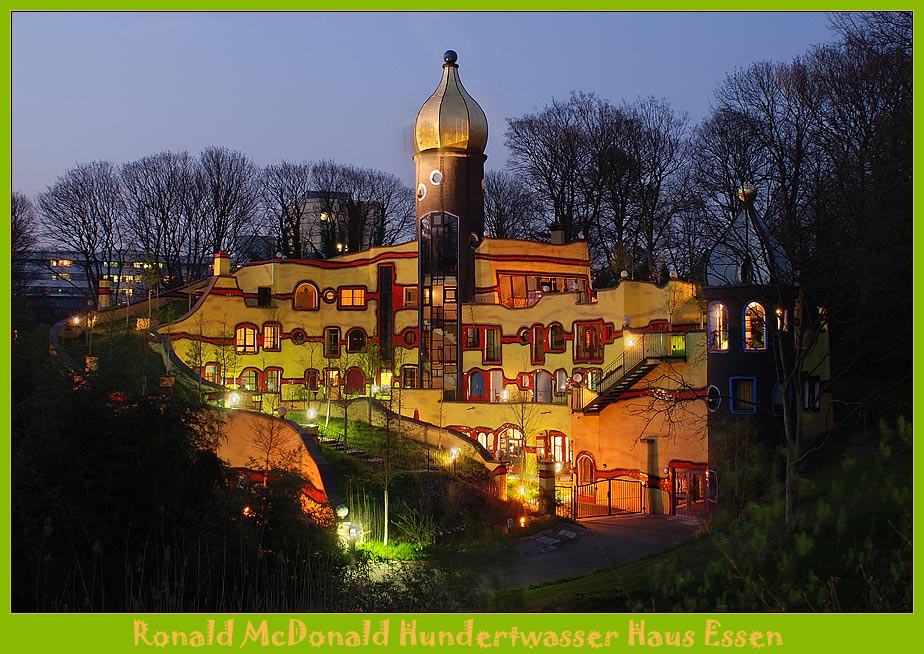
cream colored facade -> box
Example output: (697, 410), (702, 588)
(154, 50), (831, 519)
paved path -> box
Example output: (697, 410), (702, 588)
(481, 514), (699, 592)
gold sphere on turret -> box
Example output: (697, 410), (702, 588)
(738, 184), (757, 203)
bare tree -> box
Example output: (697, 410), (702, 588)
(311, 160), (414, 258)
(505, 98), (584, 241)
(366, 168), (415, 248)
(38, 161), (126, 307)
(121, 151), (194, 287)
(690, 107), (771, 224)
(483, 170), (542, 240)
(196, 146), (259, 266)
(260, 161), (314, 259)
(11, 191), (38, 295)
(625, 96), (690, 281)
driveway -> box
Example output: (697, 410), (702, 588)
(481, 514), (699, 592)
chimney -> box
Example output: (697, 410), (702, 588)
(550, 222), (565, 245)
(213, 252), (230, 276)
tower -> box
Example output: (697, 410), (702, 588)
(413, 50), (488, 399)
(701, 184), (793, 428)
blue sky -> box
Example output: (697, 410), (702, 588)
(12, 11), (837, 197)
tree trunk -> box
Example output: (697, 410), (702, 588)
(383, 488), (389, 547)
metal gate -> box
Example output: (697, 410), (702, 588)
(555, 479), (642, 519)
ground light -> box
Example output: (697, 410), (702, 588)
(228, 393), (241, 406)
(450, 448), (460, 473)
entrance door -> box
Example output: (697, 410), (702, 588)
(673, 467), (709, 518)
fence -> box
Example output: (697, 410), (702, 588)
(555, 479), (642, 519)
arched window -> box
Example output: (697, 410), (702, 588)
(535, 370), (552, 403)
(576, 454), (595, 486)
(346, 328), (367, 353)
(469, 371), (485, 400)
(240, 369), (259, 391)
(345, 366), (365, 395)
(236, 325), (257, 354)
(294, 283), (319, 310)
(707, 302), (728, 352)
(548, 324), (566, 352)
(744, 301), (767, 351)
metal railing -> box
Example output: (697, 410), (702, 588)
(595, 333), (685, 399)
(555, 479), (643, 519)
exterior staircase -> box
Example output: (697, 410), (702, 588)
(581, 333), (686, 414)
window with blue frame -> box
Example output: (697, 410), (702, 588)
(708, 302), (729, 351)
(730, 377), (756, 414)
(743, 302), (767, 351)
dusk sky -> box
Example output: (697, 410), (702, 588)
(12, 11), (837, 198)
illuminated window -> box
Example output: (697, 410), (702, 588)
(803, 374), (822, 412)
(346, 328), (367, 353)
(744, 302), (767, 351)
(324, 367), (340, 388)
(324, 327), (340, 358)
(708, 302), (728, 352)
(263, 323), (281, 351)
(574, 322), (604, 363)
(294, 283), (319, 310)
(339, 287), (366, 308)
(236, 326), (257, 354)
(484, 327), (501, 363)
(730, 377), (756, 414)
(265, 369), (281, 393)
(203, 363), (220, 384)
(404, 287), (418, 307)
(240, 369), (259, 391)
(776, 308), (790, 332)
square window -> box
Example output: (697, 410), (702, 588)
(263, 323), (281, 351)
(257, 286), (273, 307)
(465, 327), (480, 349)
(236, 326), (257, 354)
(484, 328), (502, 363)
(339, 287), (365, 308)
(305, 369), (320, 391)
(404, 287), (419, 307)
(401, 365), (419, 389)
(324, 327), (340, 358)
(730, 377), (756, 414)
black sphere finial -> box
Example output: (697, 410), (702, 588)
(443, 50), (458, 64)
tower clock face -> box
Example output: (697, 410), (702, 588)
(416, 183), (427, 201)
(429, 169), (443, 185)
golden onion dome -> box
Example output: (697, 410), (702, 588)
(414, 50), (488, 155)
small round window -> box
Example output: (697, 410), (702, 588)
(429, 169), (443, 185)
(706, 385), (722, 412)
